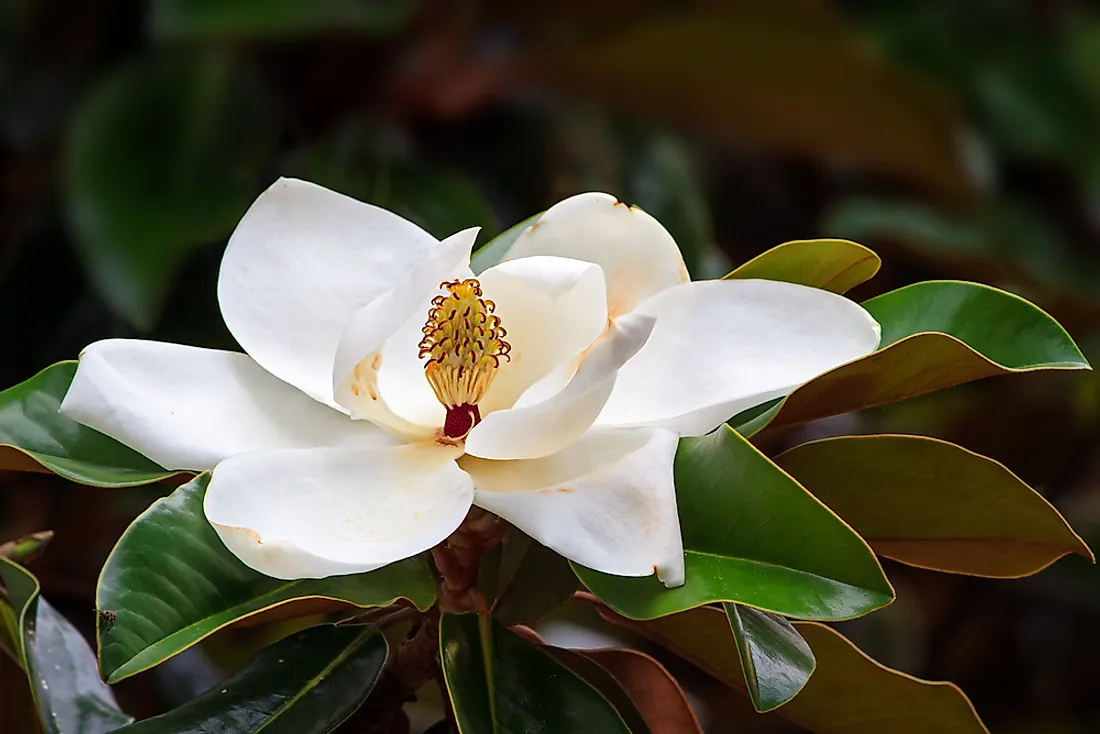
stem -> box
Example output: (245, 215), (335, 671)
(430, 506), (506, 614)
(354, 509), (506, 729)
(346, 613), (441, 733)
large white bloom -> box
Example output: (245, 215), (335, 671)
(60, 179), (880, 587)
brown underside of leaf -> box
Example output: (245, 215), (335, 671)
(762, 333), (1039, 433)
(0, 448), (51, 474)
(587, 601), (990, 734)
(870, 538), (1079, 578)
(581, 648), (704, 734)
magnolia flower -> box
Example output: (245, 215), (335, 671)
(60, 179), (880, 587)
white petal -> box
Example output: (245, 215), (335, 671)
(464, 428), (684, 586)
(332, 228), (479, 437)
(596, 279), (882, 435)
(60, 339), (393, 471)
(219, 178), (438, 406)
(476, 255), (609, 414)
(463, 314), (655, 460)
(204, 442), (471, 579)
(504, 192), (689, 318)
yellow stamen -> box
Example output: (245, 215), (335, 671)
(419, 279), (510, 438)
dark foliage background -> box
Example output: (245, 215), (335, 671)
(3, 1), (1100, 731)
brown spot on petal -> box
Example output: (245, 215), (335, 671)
(352, 353), (382, 401)
(218, 523), (264, 545)
(556, 487), (574, 493)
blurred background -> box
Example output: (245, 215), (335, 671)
(3, 0), (1100, 731)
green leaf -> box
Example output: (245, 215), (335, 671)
(775, 435), (1093, 577)
(0, 558), (133, 733)
(0, 531), (53, 565)
(736, 281), (1090, 437)
(724, 239), (881, 294)
(440, 612), (631, 733)
(0, 362), (178, 487)
(151, 0), (415, 39)
(574, 427), (893, 620)
(470, 212), (542, 274)
(574, 648), (704, 733)
(724, 603), (815, 712)
(490, 529), (578, 627)
(112, 625), (388, 733)
(868, 281), (1086, 366)
(615, 605), (990, 733)
(547, 648), (654, 734)
(66, 53), (276, 330)
(97, 473), (437, 683)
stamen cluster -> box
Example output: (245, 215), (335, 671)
(419, 279), (511, 421)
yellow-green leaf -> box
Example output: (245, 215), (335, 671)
(725, 239), (881, 293)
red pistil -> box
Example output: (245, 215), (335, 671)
(444, 403), (481, 440)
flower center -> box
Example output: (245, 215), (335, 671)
(419, 278), (510, 439)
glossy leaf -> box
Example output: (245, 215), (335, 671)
(0, 362), (178, 486)
(151, 0), (414, 38)
(775, 435), (1092, 577)
(66, 54), (276, 329)
(724, 239), (881, 294)
(548, 648), (653, 734)
(491, 529), (578, 627)
(470, 212), (542, 274)
(736, 281), (1090, 437)
(609, 605), (989, 733)
(113, 625), (388, 733)
(97, 474), (436, 683)
(0, 558), (133, 734)
(580, 649), (704, 734)
(724, 602), (815, 712)
(440, 612), (631, 733)
(574, 426), (893, 620)
(526, 9), (972, 198)
(0, 531), (53, 565)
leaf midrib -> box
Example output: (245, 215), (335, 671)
(683, 548), (887, 595)
(108, 588), (404, 681)
(255, 631), (377, 732)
